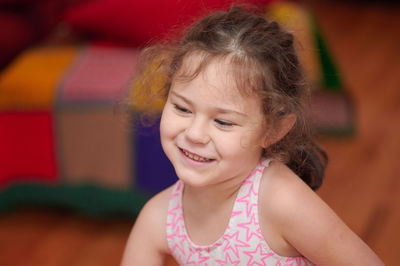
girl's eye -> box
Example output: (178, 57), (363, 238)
(174, 104), (191, 114)
(215, 119), (235, 127)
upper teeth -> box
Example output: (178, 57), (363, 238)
(182, 149), (211, 162)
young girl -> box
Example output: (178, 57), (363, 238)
(121, 6), (383, 265)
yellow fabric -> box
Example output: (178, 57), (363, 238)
(266, 2), (321, 87)
(0, 46), (79, 110)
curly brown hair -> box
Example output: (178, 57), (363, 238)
(130, 5), (327, 190)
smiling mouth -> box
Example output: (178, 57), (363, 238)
(180, 148), (214, 162)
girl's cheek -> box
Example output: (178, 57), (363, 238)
(160, 108), (182, 138)
(160, 109), (171, 137)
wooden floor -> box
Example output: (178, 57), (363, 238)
(1, 1), (399, 265)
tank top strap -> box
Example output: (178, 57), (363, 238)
(166, 180), (185, 245)
(231, 158), (271, 223)
(252, 158), (271, 194)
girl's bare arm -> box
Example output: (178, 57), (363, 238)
(261, 162), (384, 265)
(120, 187), (172, 266)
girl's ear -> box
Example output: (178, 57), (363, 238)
(262, 114), (296, 148)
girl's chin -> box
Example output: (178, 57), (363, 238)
(175, 168), (215, 188)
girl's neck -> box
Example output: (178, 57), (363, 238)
(182, 172), (248, 211)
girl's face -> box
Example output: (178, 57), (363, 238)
(160, 56), (267, 188)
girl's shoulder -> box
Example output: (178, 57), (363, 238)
(259, 160), (316, 213)
(131, 185), (175, 251)
(120, 185), (176, 265)
(139, 185), (175, 230)
(258, 161), (384, 265)
(259, 159), (329, 233)
(258, 160), (320, 257)
(144, 184), (175, 211)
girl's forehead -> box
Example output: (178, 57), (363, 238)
(175, 52), (224, 80)
(175, 52), (261, 98)
(172, 57), (262, 113)
(174, 57), (240, 97)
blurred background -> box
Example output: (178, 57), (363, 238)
(0, 0), (399, 265)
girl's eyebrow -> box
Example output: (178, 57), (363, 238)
(214, 107), (248, 118)
(170, 90), (248, 118)
(170, 91), (192, 105)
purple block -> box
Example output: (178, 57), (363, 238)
(133, 114), (177, 194)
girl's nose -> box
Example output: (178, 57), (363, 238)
(185, 117), (210, 144)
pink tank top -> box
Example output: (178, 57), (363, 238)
(166, 159), (314, 265)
